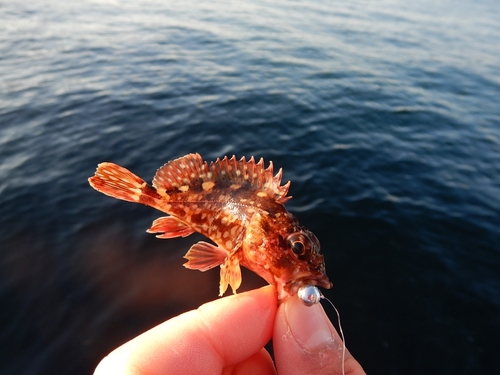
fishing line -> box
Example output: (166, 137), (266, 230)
(320, 293), (346, 375)
(298, 285), (346, 375)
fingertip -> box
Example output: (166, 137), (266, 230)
(284, 296), (337, 350)
(273, 295), (346, 375)
(93, 351), (131, 375)
(194, 284), (277, 364)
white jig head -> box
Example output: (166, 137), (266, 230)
(297, 284), (322, 306)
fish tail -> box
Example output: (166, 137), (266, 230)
(89, 162), (161, 205)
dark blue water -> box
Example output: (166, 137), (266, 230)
(1, 0), (499, 374)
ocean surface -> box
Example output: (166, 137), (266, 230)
(1, 0), (499, 374)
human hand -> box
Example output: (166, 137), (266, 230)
(94, 285), (366, 375)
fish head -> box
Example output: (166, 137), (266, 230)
(242, 212), (333, 300)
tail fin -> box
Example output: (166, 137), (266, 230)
(89, 162), (160, 204)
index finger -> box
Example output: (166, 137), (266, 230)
(94, 285), (277, 375)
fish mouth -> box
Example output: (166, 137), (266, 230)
(277, 272), (333, 300)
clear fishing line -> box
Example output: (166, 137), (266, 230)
(298, 285), (346, 375)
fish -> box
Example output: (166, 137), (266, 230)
(88, 153), (332, 300)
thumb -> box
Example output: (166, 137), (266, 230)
(273, 294), (366, 375)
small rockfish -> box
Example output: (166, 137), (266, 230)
(88, 153), (332, 300)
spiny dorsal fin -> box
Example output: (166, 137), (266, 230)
(152, 153), (209, 190)
(152, 153), (291, 204)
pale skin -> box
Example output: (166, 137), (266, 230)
(94, 286), (366, 375)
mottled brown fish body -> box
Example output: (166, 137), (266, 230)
(89, 153), (332, 299)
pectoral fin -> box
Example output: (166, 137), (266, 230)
(147, 216), (195, 238)
(219, 252), (242, 296)
(183, 241), (228, 272)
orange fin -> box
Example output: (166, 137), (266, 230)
(152, 153), (291, 203)
(147, 216), (195, 238)
(210, 155), (291, 203)
(219, 252), (242, 296)
(152, 153), (210, 191)
(89, 163), (160, 204)
(183, 241), (228, 272)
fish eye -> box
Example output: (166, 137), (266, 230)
(291, 241), (305, 255)
(287, 233), (308, 259)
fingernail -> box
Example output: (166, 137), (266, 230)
(284, 295), (334, 350)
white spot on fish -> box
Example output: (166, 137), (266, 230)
(202, 181), (215, 190)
